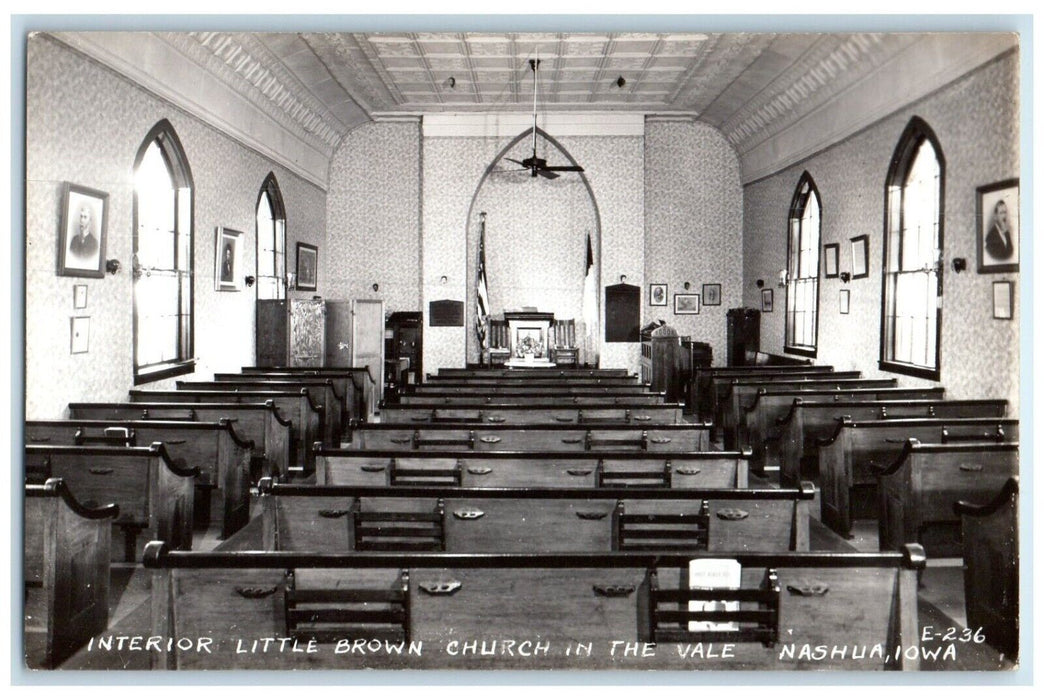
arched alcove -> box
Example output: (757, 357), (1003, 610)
(464, 128), (602, 364)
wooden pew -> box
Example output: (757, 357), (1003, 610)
(820, 420), (1018, 538)
(725, 377), (894, 449)
(24, 478), (118, 669)
(692, 364), (834, 419)
(257, 480), (815, 554)
(315, 447), (752, 490)
(129, 388), (321, 473)
(344, 422), (712, 452)
(746, 350), (815, 366)
(143, 543), (925, 671)
(779, 398), (1009, 487)
(436, 368), (634, 378)
(24, 443), (197, 562)
(180, 378), (345, 445)
(955, 477), (1018, 660)
(380, 403), (685, 425)
(26, 418), (255, 539)
(874, 440), (1019, 556)
(68, 401), (291, 480)
(237, 366), (374, 423)
(403, 384), (656, 396)
(393, 392), (669, 407)
(741, 386), (947, 474)
(425, 375), (643, 387)
(702, 367), (849, 428)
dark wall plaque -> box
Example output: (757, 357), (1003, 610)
(605, 283), (640, 342)
(429, 299), (464, 327)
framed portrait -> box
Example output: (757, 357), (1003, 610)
(58, 182), (108, 278)
(823, 243), (840, 278)
(761, 288), (774, 312)
(839, 289), (850, 315)
(73, 284), (88, 310)
(674, 293), (700, 315)
(977, 178), (1019, 273)
(215, 227), (243, 291)
(992, 281), (1014, 320)
(702, 283), (722, 306)
(850, 235), (869, 279)
(649, 283), (668, 307)
(70, 316), (90, 354)
(296, 243), (318, 292)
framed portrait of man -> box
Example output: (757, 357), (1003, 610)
(57, 182), (108, 278)
(296, 243), (319, 292)
(977, 179), (1019, 273)
(215, 227), (243, 291)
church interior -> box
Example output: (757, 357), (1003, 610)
(18, 26), (1023, 676)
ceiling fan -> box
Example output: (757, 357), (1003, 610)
(503, 57), (585, 180)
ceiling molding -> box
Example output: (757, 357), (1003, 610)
(739, 33), (1018, 185)
(50, 32), (331, 190)
(422, 112), (645, 138)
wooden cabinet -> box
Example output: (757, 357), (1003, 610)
(386, 311), (423, 385)
(256, 298), (326, 367)
(726, 307), (760, 367)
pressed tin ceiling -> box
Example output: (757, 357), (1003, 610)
(50, 30), (1016, 187)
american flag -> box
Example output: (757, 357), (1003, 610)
(476, 213), (491, 351)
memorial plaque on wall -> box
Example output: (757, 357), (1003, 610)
(429, 299), (464, 327)
(604, 283), (640, 342)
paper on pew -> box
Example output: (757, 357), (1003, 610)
(688, 559), (741, 632)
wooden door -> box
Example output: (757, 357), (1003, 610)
(351, 299), (385, 412)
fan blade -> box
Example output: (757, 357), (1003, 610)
(505, 158), (528, 167)
(537, 169), (560, 180)
(544, 165), (585, 172)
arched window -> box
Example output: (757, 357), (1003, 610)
(784, 173), (821, 356)
(880, 117), (944, 380)
(256, 173), (286, 300)
(132, 120), (194, 384)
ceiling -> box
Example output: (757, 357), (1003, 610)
(51, 30), (1017, 187)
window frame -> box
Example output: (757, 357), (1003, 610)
(132, 119), (195, 385)
(255, 172), (287, 301)
(878, 116), (945, 381)
(783, 172), (822, 358)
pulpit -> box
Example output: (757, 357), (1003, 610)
(504, 311), (555, 367)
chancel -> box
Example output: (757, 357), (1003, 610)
(17, 24), (1023, 679)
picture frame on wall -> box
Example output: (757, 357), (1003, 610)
(296, 243), (319, 292)
(839, 289), (850, 314)
(673, 293), (700, 315)
(977, 178), (1019, 273)
(702, 283), (721, 306)
(850, 235), (869, 279)
(58, 182), (108, 278)
(992, 281), (1014, 320)
(761, 288), (774, 312)
(73, 284), (87, 309)
(649, 283), (668, 306)
(823, 243), (840, 278)
(215, 227), (243, 291)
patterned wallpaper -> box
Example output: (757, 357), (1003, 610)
(644, 120), (744, 366)
(25, 36), (326, 419)
(325, 121), (422, 315)
(422, 132), (645, 373)
(743, 53), (1020, 410)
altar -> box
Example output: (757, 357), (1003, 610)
(503, 311), (555, 367)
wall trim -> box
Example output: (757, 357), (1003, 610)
(423, 112), (646, 138)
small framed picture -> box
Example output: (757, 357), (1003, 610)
(73, 284), (88, 309)
(702, 283), (721, 306)
(761, 288), (774, 312)
(839, 289), (850, 315)
(58, 182), (108, 278)
(215, 227), (244, 291)
(674, 293), (700, 315)
(296, 243), (318, 292)
(992, 281), (1013, 320)
(977, 178), (1019, 273)
(823, 243), (840, 278)
(850, 235), (869, 279)
(649, 283), (668, 307)
(70, 316), (90, 354)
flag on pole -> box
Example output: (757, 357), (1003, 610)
(476, 212), (491, 352)
(582, 230), (598, 366)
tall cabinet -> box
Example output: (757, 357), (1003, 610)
(256, 298), (326, 367)
(386, 311), (423, 385)
(726, 307), (761, 367)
